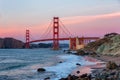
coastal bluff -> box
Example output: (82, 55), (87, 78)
(84, 33), (120, 56)
(0, 38), (24, 48)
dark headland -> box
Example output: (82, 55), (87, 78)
(0, 38), (24, 48)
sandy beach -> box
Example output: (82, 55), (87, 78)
(94, 55), (120, 65)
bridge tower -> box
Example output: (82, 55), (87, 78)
(53, 17), (59, 50)
(69, 38), (76, 50)
(25, 30), (30, 48)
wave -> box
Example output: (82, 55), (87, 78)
(44, 54), (96, 80)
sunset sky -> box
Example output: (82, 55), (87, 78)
(0, 0), (120, 42)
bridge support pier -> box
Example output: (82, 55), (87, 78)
(69, 37), (76, 50)
(76, 37), (85, 50)
(69, 37), (85, 50)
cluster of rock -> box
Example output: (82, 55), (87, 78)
(36, 60), (120, 80)
(59, 74), (91, 80)
(84, 33), (120, 56)
(59, 61), (120, 80)
(92, 61), (120, 80)
(37, 63), (81, 80)
(76, 49), (97, 57)
(0, 38), (24, 48)
(106, 61), (118, 70)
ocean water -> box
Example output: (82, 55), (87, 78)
(0, 49), (96, 80)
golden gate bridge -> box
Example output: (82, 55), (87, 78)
(25, 17), (99, 50)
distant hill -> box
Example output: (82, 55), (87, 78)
(0, 37), (69, 49)
(30, 43), (69, 48)
(30, 43), (52, 48)
(84, 33), (120, 56)
(0, 38), (24, 49)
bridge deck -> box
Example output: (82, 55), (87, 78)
(29, 37), (99, 43)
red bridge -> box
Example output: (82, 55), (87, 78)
(25, 17), (99, 50)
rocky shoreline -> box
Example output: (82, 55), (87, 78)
(59, 54), (120, 80)
(60, 52), (120, 80)
(60, 67), (120, 80)
(37, 49), (120, 80)
(37, 50), (120, 80)
(59, 33), (120, 80)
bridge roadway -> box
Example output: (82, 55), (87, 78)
(29, 37), (99, 43)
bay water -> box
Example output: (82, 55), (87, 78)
(0, 49), (96, 80)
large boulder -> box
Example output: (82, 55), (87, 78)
(37, 68), (46, 72)
(44, 77), (50, 80)
(76, 63), (81, 66)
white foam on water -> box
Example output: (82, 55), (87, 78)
(0, 49), (102, 80)
(0, 59), (57, 79)
(44, 54), (96, 80)
(0, 59), (24, 63)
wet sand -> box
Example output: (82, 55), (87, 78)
(71, 56), (106, 76)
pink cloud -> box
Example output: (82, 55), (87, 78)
(60, 12), (120, 37)
(0, 12), (120, 41)
(61, 12), (120, 25)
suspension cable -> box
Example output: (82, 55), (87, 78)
(59, 25), (70, 37)
(59, 20), (74, 37)
(42, 25), (52, 39)
(40, 20), (53, 39)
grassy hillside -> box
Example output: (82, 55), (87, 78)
(84, 33), (120, 56)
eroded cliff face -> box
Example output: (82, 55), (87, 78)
(84, 33), (120, 56)
(0, 38), (24, 48)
